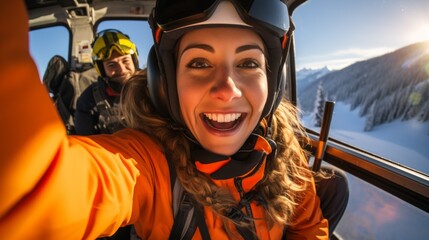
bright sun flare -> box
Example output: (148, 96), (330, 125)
(407, 21), (429, 44)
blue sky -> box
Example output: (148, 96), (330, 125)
(293, 0), (429, 70)
(30, 0), (429, 77)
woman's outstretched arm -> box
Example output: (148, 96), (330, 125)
(0, 2), (162, 239)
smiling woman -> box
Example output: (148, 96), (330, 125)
(2, 1), (350, 239)
(176, 27), (268, 156)
(17, 0), (429, 239)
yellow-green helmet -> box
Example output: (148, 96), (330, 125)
(92, 29), (139, 77)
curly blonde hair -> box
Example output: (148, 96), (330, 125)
(121, 69), (313, 234)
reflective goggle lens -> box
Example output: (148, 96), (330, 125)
(155, 0), (289, 35)
(248, 0), (289, 34)
(94, 44), (135, 61)
(155, 0), (214, 26)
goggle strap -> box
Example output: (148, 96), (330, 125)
(155, 27), (163, 44)
(281, 17), (295, 58)
(281, 34), (288, 49)
(149, 9), (158, 44)
(268, 17), (295, 129)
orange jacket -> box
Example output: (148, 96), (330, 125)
(0, 1), (328, 239)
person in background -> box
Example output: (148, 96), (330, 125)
(74, 29), (142, 239)
(74, 29), (139, 135)
(0, 1), (348, 239)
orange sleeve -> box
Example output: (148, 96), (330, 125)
(0, 2), (173, 239)
(286, 180), (329, 240)
(0, 0), (66, 217)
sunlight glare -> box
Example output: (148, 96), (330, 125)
(405, 21), (429, 44)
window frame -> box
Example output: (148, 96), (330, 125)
(29, 23), (72, 79)
(285, 3), (429, 214)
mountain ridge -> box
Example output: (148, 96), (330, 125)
(297, 41), (429, 129)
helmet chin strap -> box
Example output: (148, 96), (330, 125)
(104, 78), (123, 94)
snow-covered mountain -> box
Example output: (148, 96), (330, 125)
(297, 43), (429, 239)
(297, 41), (429, 129)
(296, 66), (331, 92)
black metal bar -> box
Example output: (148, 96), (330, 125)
(312, 101), (335, 172)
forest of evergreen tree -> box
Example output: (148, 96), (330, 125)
(298, 41), (429, 132)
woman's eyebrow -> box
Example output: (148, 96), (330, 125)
(181, 44), (214, 56)
(179, 43), (264, 58)
(236, 44), (264, 54)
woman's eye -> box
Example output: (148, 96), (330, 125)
(187, 58), (211, 68)
(238, 59), (259, 69)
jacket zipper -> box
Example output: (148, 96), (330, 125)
(234, 177), (256, 234)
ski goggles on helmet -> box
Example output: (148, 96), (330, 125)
(92, 30), (138, 61)
(93, 43), (137, 61)
(153, 0), (290, 37)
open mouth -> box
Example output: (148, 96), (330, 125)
(202, 113), (244, 132)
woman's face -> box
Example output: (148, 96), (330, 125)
(177, 27), (268, 155)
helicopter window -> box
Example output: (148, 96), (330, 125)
(294, 0), (429, 238)
(335, 172), (428, 239)
(29, 25), (70, 80)
(294, 0), (429, 176)
(96, 20), (154, 69)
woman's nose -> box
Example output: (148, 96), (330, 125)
(210, 72), (242, 102)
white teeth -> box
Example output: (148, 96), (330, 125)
(204, 113), (241, 123)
